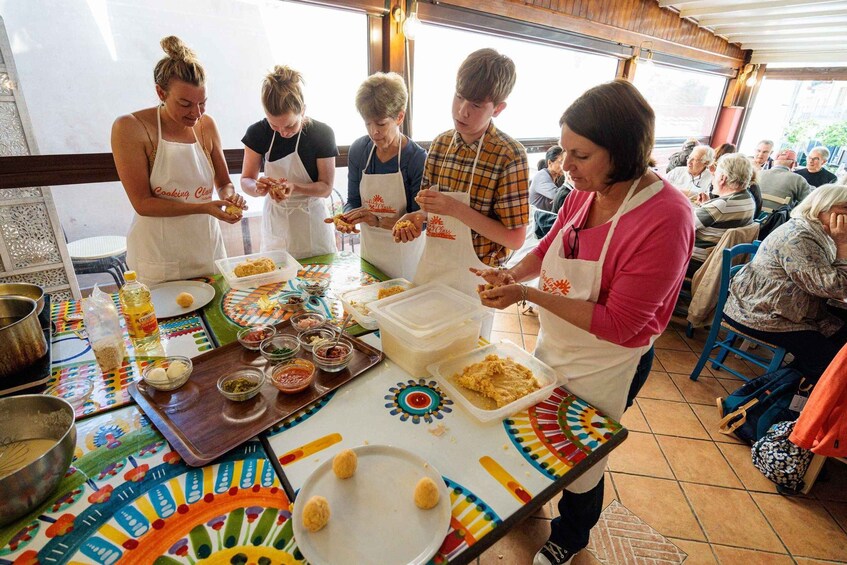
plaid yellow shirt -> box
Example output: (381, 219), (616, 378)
(422, 122), (530, 266)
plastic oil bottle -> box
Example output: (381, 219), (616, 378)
(119, 270), (161, 351)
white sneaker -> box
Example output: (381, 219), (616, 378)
(533, 540), (576, 565)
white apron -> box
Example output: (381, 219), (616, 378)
(260, 130), (335, 259)
(534, 178), (652, 494)
(413, 132), (494, 338)
(359, 139), (424, 280)
(126, 106), (226, 286)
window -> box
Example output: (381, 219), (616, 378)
(632, 63), (726, 140)
(411, 23), (619, 142)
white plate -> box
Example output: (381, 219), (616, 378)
(149, 281), (215, 319)
(428, 340), (562, 423)
(292, 445), (451, 565)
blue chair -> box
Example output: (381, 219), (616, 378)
(689, 241), (788, 381)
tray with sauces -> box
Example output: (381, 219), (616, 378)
(128, 317), (383, 466)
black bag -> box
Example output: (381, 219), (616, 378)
(717, 367), (810, 444)
(751, 420), (813, 492)
(758, 204), (791, 241)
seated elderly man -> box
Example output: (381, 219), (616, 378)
(759, 149), (812, 206)
(665, 138), (699, 172)
(689, 153), (756, 275)
(724, 184), (847, 380)
(667, 145), (714, 199)
(752, 139), (775, 170)
(795, 146), (838, 188)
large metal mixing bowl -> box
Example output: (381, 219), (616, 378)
(0, 395), (76, 526)
(0, 297), (48, 380)
(0, 283), (45, 316)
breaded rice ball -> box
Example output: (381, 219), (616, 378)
(332, 448), (357, 479)
(414, 476), (440, 509)
(301, 496), (330, 532)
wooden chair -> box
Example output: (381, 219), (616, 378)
(690, 241), (788, 381)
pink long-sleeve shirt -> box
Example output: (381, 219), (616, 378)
(531, 179), (694, 347)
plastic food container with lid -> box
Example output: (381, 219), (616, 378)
(339, 278), (413, 330)
(368, 283), (488, 377)
(215, 250), (301, 291)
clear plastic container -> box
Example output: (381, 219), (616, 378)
(216, 250), (300, 291)
(119, 272), (161, 352)
(369, 283), (487, 377)
(427, 340), (561, 423)
(340, 278), (413, 330)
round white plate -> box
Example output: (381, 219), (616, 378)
(149, 281), (215, 319)
(292, 445), (451, 565)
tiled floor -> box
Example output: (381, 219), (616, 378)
(482, 310), (847, 564)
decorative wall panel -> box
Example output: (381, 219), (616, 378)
(0, 17), (80, 298)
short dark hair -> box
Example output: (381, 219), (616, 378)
(559, 79), (654, 184)
(456, 48), (516, 106)
(538, 145), (563, 170)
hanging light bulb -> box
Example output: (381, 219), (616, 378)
(643, 50), (655, 67)
(403, 1), (422, 40)
(746, 65), (759, 88)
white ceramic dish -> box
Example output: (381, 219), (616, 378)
(427, 340), (562, 423)
(339, 278), (413, 330)
(149, 281), (215, 319)
(215, 250), (300, 291)
(292, 444), (451, 565)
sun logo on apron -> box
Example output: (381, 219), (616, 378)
(425, 216), (456, 240)
(366, 194), (397, 214)
(541, 270), (571, 296)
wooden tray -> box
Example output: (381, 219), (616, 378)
(129, 321), (383, 466)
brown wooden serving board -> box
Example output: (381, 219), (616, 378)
(129, 321), (383, 466)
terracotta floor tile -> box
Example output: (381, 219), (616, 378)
(638, 398), (710, 440)
(620, 403), (650, 433)
(656, 330), (692, 352)
(716, 442), (778, 493)
(681, 483), (783, 552)
(572, 551), (603, 565)
(608, 431), (674, 478)
(752, 492), (847, 561)
(656, 348), (709, 376)
(639, 371), (685, 402)
(490, 330), (523, 348)
(715, 377), (744, 393)
(478, 514), (550, 564)
(794, 559), (847, 565)
(690, 403), (745, 445)
(493, 312), (522, 334)
(669, 373), (729, 406)
(602, 471), (617, 509)
(523, 334), (537, 353)
(668, 538), (717, 564)
(520, 311), (540, 335)
(657, 436), (743, 488)
(820, 500), (847, 532)
(652, 355), (667, 372)
(811, 460), (847, 502)
(611, 473), (706, 541)
(711, 545), (794, 564)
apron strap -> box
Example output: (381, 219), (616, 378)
(435, 131), (485, 194)
(596, 176), (641, 268)
(364, 135), (404, 175)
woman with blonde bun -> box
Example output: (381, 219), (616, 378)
(241, 66), (338, 259)
(112, 36), (245, 285)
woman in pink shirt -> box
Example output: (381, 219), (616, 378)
(474, 80), (693, 565)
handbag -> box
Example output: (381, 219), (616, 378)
(716, 367), (810, 443)
(751, 420), (813, 493)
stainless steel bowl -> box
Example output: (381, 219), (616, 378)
(0, 395), (76, 526)
(0, 297), (48, 380)
(0, 283), (45, 316)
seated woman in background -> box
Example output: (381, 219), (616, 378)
(529, 146), (564, 211)
(724, 184), (847, 380)
(339, 72), (427, 280)
(689, 153), (756, 275)
(713, 142), (736, 162)
(112, 36), (245, 285)
(241, 66), (338, 259)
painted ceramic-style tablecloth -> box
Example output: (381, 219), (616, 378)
(0, 405), (302, 565)
(264, 334), (626, 565)
(202, 252), (387, 345)
(46, 299), (213, 419)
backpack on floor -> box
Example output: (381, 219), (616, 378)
(716, 367), (809, 444)
(751, 420), (813, 492)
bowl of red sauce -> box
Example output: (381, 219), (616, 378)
(270, 358), (316, 394)
(237, 325), (277, 351)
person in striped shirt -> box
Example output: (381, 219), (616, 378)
(689, 153), (756, 275)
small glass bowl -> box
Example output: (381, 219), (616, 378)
(45, 377), (94, 409)
(290, 312), (327, 332)
(313, 338), (354, 373)
(270, 358), (316, 394)
(280, 295), (306, 313)
(236, 324), (277, 351)
(297, 327), (335, 352)
(217, 368), (265, 401)
(259, 335), (300, 364)
(141, 356), (193, 391)
(302, 277), (331, 297)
